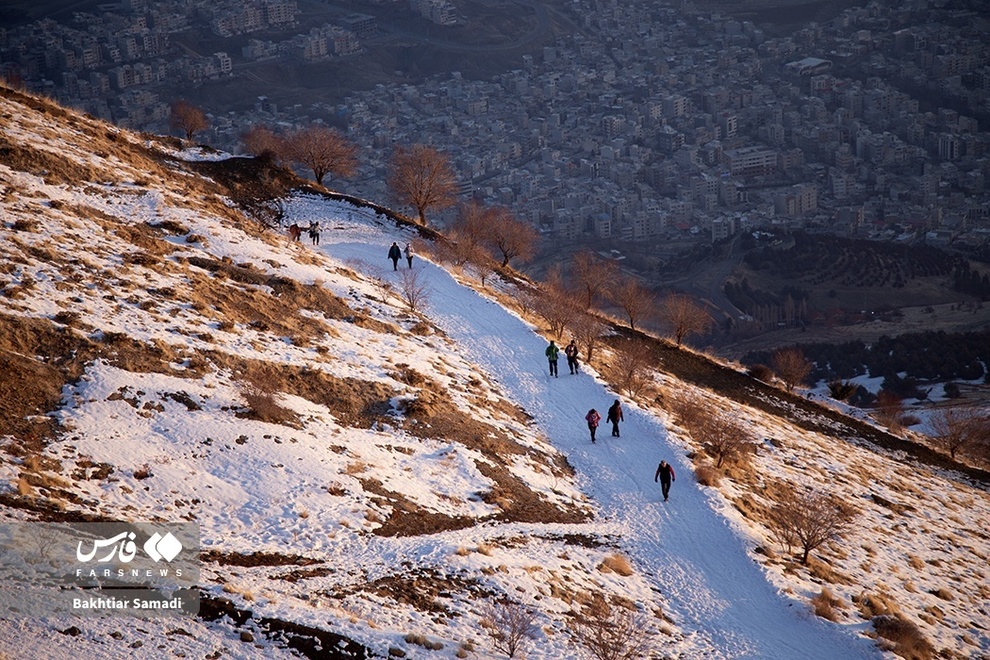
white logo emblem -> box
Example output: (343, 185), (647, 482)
(144, 532), (183, 562)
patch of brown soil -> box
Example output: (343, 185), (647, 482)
(184, 260), (397, 341)
(0, 492), (108, 522)
(0, 314), (95, 451)
(207, 352), (397, 429)
(476, 460), (589, 525)
(400, 386), (526, 456)
(275, 566), (336, 583)
(201, 550), (322, 567)
(363, 567), (488, 616)
(198, 594), (371, 660)
(360, 477), (480, 537)
(0, 136), (108, 186)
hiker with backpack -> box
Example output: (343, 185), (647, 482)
(545, 340), (560, 378)
(565, 339), (579, 374)
(586, 408), (601, 443)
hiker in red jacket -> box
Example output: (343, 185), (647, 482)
(585, 408), (601, 443)
(654, 460), (675, 502)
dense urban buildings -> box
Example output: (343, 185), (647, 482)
(2, 0), (988, 262)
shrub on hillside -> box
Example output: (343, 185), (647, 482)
(480, 600), (538, 659)
(699, 413), (755, 469)
(872, 615), (935, 660)
(827, 379), (858, 401)
(747, 363), (775, 383)
(811, 587), (841, 621)
(569, 592), (651, 660)
(693, 462), (721, 487)
(766, 486), (857, 564)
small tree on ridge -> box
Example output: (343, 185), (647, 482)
(387, 143), (458, 226)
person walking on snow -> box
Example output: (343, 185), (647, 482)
(654, 460), (676, 502)
(565, 339), (580, 374)
(606, 399), (624, 437)
(387, 242), (402, 270)
(308, 220), (321, 245)
(545, 340), (560, 377)
(404, 243), (414, 268)
(585, 408), (601, 443)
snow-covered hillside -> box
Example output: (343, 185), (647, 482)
(1, 85), (987, 660)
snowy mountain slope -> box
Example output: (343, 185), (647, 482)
(1, 86), (988, 660)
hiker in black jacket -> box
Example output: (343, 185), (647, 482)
(565, 339), (579, 374)
(606, 399), (623, 437)
(654, 460), (676, 502)
(387, 242), (402, 270)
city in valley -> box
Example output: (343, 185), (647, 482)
(2, 0), (988, 356)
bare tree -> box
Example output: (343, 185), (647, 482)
(928, 405), (990, 460)
(771, 347), (813, 393)
(872, 390), (904, 431)
(397, 268), (429, 312)
(659, 293), (712, 346)
(699, 413), (754, 468)
(286, 125), (357, 186)
(448, 201), (492, 264)
(609, 274), (654, 332)
(170, 100), (208, 141)
(613, 339), (655, 397)
(571, 251), (619, 309)
(570, 592), (652, 660)
(767, 486), (857, 564)
(470, 251), (499, 288)
(387, 143), (458, 225)
(531, 290), (575, 340)
(531, 265), (577, 338)
(241, 124), (287, 163)
(480, 600), (539, 659)
(483, 206), (539, 268)
(570, 311), (606, 364)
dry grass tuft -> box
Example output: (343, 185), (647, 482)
(16, 476), (33, 496)
(403, 633), (443, 651)
(872, 615), (936, 660)
(240, 387), (301, 429)
(598, 553), (634, 577)
(811, 587), (841, 621)
(929, 587), (954, 601)
(694, 462), (721, 487)
(856, 591), (899, 618)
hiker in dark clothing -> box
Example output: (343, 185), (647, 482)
(308, 221), (321, 245)
(606, 399), (624, 437)
(387, 242), (402, 270)
(545, 340), (560, 377)
(654, 460), (676, 502)
(565, 339), (579, 374)
(586, 409), (601, 443)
